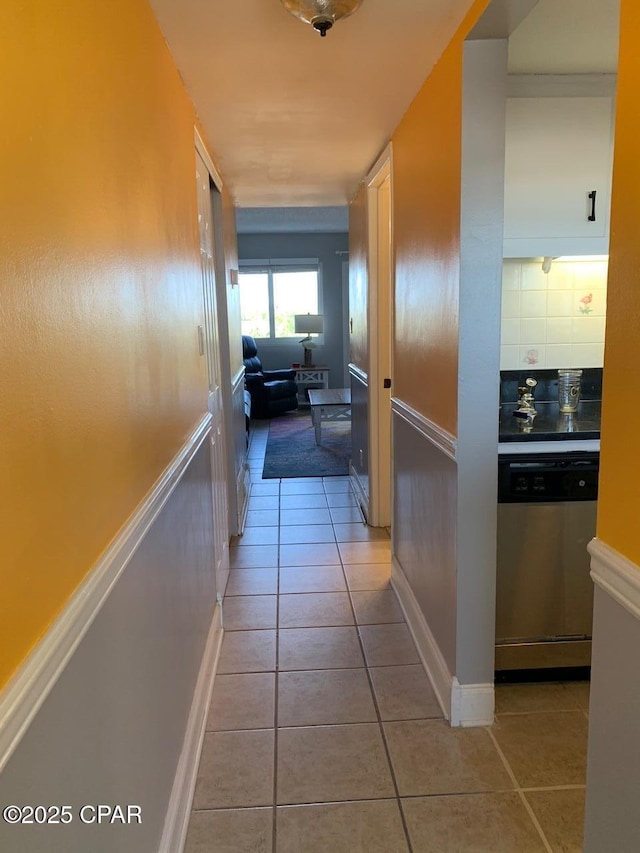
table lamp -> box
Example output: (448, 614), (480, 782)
(294, 314), (324, 367)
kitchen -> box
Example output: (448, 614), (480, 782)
(495, 0), (618, 678)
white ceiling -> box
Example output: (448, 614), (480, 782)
(150, 0), (619, 213)
(149, 0), (476, 207)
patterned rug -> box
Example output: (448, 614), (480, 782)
(262, 411), (351, 479)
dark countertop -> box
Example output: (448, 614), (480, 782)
(499, 400), (601, 442)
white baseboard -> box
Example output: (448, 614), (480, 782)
(159, 606), (223, 853)
(392, 557), (494, 727)
(589, 537), (640, 622)
(451, 679), (494, 727)
(391, 557), (452, 721)
(349, 464), (369, 522)
(0, 414), (213, 775)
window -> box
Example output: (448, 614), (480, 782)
(239, 259), (321, 340)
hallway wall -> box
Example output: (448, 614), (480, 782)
(584, 1), (640, 848)
(0, 0), (226, 686)
(0, 2), (233, 848)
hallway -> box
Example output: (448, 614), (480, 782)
(185, 423), (588, 852)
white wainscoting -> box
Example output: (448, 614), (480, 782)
(0, 416), (223, 853)
(584, 538), (640, 852)
(391, 404), (494, 727)
(349, 364), (369, 518)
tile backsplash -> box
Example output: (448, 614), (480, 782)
(501, 257), (608, 370)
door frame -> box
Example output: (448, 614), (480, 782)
(366, 144), (393, 527)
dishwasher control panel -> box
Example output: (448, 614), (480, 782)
(498, 453), (599, 502)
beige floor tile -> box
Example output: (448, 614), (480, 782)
(276, 800), (408, 853)
(246, 509), (280, 527)
(280, 481), (325, 495)
(279, 542), (341, 566)
(278, 668), (376, 726)
(279, 565), (346, 593)
(249, 482), (280, 496)
(334, 523), (390, 542)
(351, 590), (404, 624)
(223, 595), (277, 631)
(230, 545), (279, 569)
(561, 681), (591, 712)
(226, 568), (278, 596)
(278, 627), (364, 671)
(369, 664), (442, 721)
(330, 506), (364, 524)
(279, 592), (354, 628)
(280, 494), (328, 510)
(325, 492), (358, 507)
(492, 711), (588, 788)
(338, 541), (392, 565)
(495, 682), (583, 714)
(322, 480), (353, 493)
(402, 793), (546, 852)
(385, 719), (513, 796)
(524, 788), (585, 853)
(344, 564), (392, 591)
(359, 623), (420, 666)
(248, 495), (280, 511)
(280, 507), (332, 526)
(279, 525), (335, 544)
(207, 672), (276, 731)
(277, 724), (395, 805)
(193, 730), (274, 809)
(185, 808), (273, 853)
(232, 526), (279, 546)
(218, 630), (276, 674)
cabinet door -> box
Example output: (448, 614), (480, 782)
(503, 97), (614, 257)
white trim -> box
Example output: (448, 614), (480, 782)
(194, 127), (223, 190)
(349, 463), (369, 522)
(159, 605), (223, 853)
(450, 679), (495, 728)
(391, 398), (457, 461)
(348, 363), (368, 386)
(367, 142), (393, 188)
(589, 537), (640, 623)
(391, 557), (452, 721)
(392, 558), (494, 727)
(0, 414), (213, 775)
(231, 366), (246, 393)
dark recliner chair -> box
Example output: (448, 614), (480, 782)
(242, 335), (299, 419)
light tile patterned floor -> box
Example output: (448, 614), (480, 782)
(185, 422), (588, 852)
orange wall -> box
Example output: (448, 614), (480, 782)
(391, 0), (489, 434)
(0, 1), (219, 686)
(597, 0), (640, 564)
(348, 183), (369, 371)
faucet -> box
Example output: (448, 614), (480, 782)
(513, 377), (538, 431)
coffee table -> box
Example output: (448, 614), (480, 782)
(307, 388), (351, 446)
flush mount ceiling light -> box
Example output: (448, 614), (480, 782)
(280, 0), (363, 37)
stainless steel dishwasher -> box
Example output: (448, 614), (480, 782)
(495, 452), (599, 672)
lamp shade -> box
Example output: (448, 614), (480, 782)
(294, 314), (324, 334)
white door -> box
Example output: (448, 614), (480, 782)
(195, 150), (229, 594)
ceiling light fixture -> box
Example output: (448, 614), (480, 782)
(280, 0), (363, 37)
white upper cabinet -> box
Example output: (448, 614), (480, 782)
(503, 95), (615, 257)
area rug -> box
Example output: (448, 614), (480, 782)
(262, 411), (351, 479)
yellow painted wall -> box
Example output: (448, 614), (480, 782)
(597, 0), (640, 564)
(391, 0), (489, 435)
(0, 1), (221, 686)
